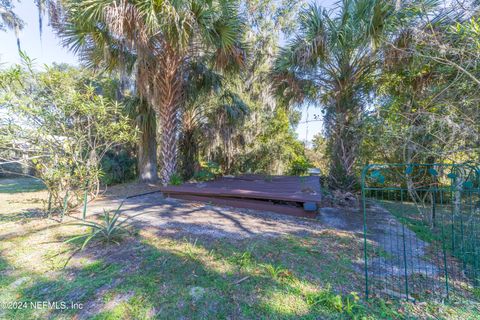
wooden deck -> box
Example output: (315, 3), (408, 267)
(159, 175), (322, 218)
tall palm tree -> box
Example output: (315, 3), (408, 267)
(52, 0), (245, 184)
(273, 0), (399, 190)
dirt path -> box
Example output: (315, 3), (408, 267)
(84, 192), (326, 239)
(86, 192), (438, 278)
(84, 193), (439, 284)
(85, 192), (440, 284)
(318, 205), (438, 278)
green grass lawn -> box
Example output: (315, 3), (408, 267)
(0, 177), (46, 194)
(1, 180), (479, 319)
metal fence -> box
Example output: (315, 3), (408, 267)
(361, 163), (480, 301)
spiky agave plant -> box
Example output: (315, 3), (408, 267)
(66, 201), (134, 250)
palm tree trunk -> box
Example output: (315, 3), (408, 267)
(138, 122), (158, 183)
(328, 100), (360, 191)
(159, 105), (178, 185)
(157, 55), (183, 185)
(179, 128), (197, 180)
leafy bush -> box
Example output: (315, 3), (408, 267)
(100, 149), (136, 185)
(0, 62), (136, 213)
(287, 155), (312, 176)
(193, 161), (221, 182)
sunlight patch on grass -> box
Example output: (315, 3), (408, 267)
(0, 177), (46, 194)
(260, 289), (311, 316)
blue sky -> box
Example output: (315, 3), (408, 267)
(0, 1), (78, 66)
(0, 0), (333, 143)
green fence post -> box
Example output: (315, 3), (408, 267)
(401, 223), (409, 300)
(432, 187), (437, 227)
(441, 215), (450, 299)
(61, 190), (69, 222)
(361, 166), (370, 300)
(82, 182), (88, 220)
(47, 192), (52, 217)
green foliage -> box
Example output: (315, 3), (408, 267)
(228, 251), (254, 269)
(260, 263), (294, 281)
(0, 61), (136, 213)
(287, 155), (311, 176)
(55, 0), (247, 184)
(273, 0), (429, 190)
(100, 150), (136, 185)
(168, 173), (184, 186)
(235, 109), (309, 175)
(305, 286), (361, 316)
(193, 162), (221, 182)
(361, 3), (480, 167)
(66, 202), (132, 250)
(193, 169), (215, 182)
(176, 1), (310, 178)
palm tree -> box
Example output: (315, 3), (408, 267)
(52, 0), (245, 184)
(273, 0), (399, 190)
(0, 0), (24, 50)
(180, 61), (249, 179)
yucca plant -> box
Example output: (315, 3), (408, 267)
(66, 201), (134, 250)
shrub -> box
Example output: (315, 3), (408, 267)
(100, 149), (136, 185)
(287, 155), (312, 176)
(193, 161), (221, 182)
(1, 63), (136, 213)
(168, 173), (183, 186)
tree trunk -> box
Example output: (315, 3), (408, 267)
(327, 95), (360, 191)
(157, 54), (183, 185)
(131, 97), (158, 183)
(159, 103), (178, 185)
(138, 120), (158, 183)
(136, 50), (183, 185)
(179, 128), (197, 180)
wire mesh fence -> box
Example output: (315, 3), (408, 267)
(361, 163), (480, 301)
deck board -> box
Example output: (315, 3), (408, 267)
(159, 175), (321, 218)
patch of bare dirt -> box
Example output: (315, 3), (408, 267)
(84, 191), (327, 240)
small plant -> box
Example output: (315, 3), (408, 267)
(343, 292), (360, 316)
(66, 202), (133, 250)
(229, 251), (254, 269)
(168, 173), (183, 186)
(305, 286), (361, 316)
(182, 238), (199, 260)
(260, 263), (293, 281)
(305, 286), (343, 312)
